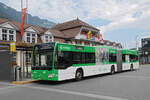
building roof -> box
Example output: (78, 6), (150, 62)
(51, 18), (100, 31)
(0, 18), (66, 38)
(48, 29), (68, 38)
(0, 17), (122, 48)
(61, 27), (82, 38)
(0, 18), (9, 24)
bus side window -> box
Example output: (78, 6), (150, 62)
(122, 54), (126, 62)
(81, 53), (86, 64)
(126, 55), (129, 62)
(109, 53), (116, 63)
(85, 53), (89, 63)
(122, 54), (129, 62)
(85, 53), (95, 63)
(72, 52), (81, 64)
(130, 55), (138, 62)
(57, 51), (72, 69)
(91, 53), (96, 63)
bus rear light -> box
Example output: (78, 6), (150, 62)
(48, 74), (55, 78)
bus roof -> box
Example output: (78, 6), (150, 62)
(34, 42), (138, 55)
(121, 49), (138, 55)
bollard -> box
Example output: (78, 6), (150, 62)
(15, 66), (21, 81)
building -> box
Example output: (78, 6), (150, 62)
(51, 18), (122, 48)
(140, 38), (150, 64)
(0, 17), (122, 78)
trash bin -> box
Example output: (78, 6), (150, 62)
(15, 66), (21, 81)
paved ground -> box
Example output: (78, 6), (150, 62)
(0, 64), (150, 100)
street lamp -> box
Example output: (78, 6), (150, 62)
(136, 35), (140, 50)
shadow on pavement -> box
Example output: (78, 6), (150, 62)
(34, 73), (111, 85)
(34, 70), (137, 85)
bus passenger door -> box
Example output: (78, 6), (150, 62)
(117, 50), (122, 72)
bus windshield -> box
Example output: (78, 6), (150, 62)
(33, 49), (53, 67)
(32, 43), (54, 69)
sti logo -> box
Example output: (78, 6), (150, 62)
(59, 45), (71, 50)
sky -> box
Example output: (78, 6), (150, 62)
(1, 0), (150, 48)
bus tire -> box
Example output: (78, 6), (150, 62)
(75, 69), (83, 81)
(130, 64), (134, 71)
(110, 66), (115, 75)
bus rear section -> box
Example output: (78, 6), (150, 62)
(108, 49), (139, 73)
(121, 49), (139, 71)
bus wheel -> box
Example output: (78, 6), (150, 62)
(75, 69), (83, 81)
(130, 64), (134, 71)
(110, 66), (115, 75)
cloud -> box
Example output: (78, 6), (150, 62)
(1, 0), (150, 48)
(1, 0), (85, 22)
(2, 0), (150, 24)
(96, 0), (150, 33)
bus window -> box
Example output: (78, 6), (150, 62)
(109, 53), (116, 63)
(90, 53), (96, 63)
(130, 55), (138, 62)
(126, 55), (129, 62)
(33, 49), (53, 67)
(81, 53), (86, 64)
(122, 54), (126, 62)
(73, 52), (81, 64)
(85, 53), (95, 63)
(57, 51), (72, 69)
(122, 54), (129, 62)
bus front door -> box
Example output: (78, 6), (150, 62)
(117, 50), (122, 72)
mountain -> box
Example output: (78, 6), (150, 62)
(0, 2), (56, 28)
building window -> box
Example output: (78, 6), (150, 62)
(25, 32), (36, 43)
(44, 35), (53, 43)
(85, 41), (89, 45)
(2, 29), (7, 41)
(2, 34), (7, 40)
(9, 30), (14, 41)
(1, 28), (16, 41)
(65, 40), (72, 44)
(76, 41), (81, 45)
(32, 34), (36, 43)
(45, 35), (49, 43)
(26, 33), (31, 43)
(2, 29), (7, 33)
(49, 36), (53, 42)
(26, 52), (31, 63)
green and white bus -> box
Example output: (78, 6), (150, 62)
(31, 42), (139, 81)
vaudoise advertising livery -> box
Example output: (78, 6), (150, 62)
(31, 42), (139, 81)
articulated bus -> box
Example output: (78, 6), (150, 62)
(31, 42), (139, 81)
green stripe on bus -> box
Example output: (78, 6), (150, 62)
(72, 63), (96, 67)
(31, 69), (58, 81)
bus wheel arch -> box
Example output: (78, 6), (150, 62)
(110, 65), (115, 74)
(75, 68), (84, 81)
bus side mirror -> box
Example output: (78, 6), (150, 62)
(58, 51), (64, 57)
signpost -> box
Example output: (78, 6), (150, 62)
(10, 42), (16, 53)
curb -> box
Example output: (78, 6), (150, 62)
(12, 80), (39, 85)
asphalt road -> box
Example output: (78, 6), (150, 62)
(0, 64), (150, 100)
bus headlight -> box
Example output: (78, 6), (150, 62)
(31, 74), (34, 77)
(48, 74), (55, 78)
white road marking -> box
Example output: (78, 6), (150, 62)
(118, 75), (150, 80)
(0, 86), (18, 91)
(25, 85), (129, 100)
